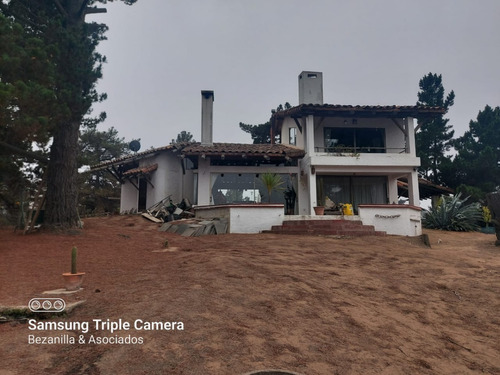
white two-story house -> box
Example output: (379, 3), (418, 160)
(91, 71), (445, 236)
(272, 71), (444, 218)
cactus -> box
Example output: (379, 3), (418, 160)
(71, 246), (78, 274)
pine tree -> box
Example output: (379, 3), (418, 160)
(78, 125), (132, 214)
(172, 131), (195, 144)
(415, 73), (455, 184)
(239, 103), (291, 144)
(1, 1), (137, 228)
(451, 105), (500, 198)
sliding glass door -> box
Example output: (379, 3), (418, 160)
(317, 176), (387, 213)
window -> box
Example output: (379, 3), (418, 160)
(324, 127), (386, 153)
(210, 173), (296, 205)
(289, 127), (297, 146)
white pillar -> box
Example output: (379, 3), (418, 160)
(297, 161), (310, 215)
(308, 169), (317, 214)
(197, 158), (211, 205)
(305, 115), (315, 154)
(408, 171), (420, 206)
(405, 117), (416, 156)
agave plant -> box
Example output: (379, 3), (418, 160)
(422, 193), (482, 232)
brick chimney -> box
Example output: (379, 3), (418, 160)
(201, 90), (214, 146)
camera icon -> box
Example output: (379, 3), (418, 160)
(29, 298), (66, 313)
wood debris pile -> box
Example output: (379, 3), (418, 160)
(141, 196), (194, 223)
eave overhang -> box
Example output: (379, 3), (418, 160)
(271, 103), (446, 135)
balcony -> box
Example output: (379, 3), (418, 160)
(307, 146), (419, 171)
(314, 146), (407, 155)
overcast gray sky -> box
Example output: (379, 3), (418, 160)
(89, 0), (500, 150)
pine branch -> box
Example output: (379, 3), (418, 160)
(53, 0), (69, 18)
(84, 7), (107, 16)
(0, 141), (49, 164)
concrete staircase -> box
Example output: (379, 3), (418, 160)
(264, 219), (386, 237)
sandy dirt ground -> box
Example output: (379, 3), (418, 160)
(0, 215), (499, 375)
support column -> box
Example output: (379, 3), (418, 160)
(197, 158), (211, 206)
(408, 171), (420, 206)
(296, 161), (310, 215)
(308, 169), (317, 215)
(305, 115), (315, 154)
(405, 117), (416, 156)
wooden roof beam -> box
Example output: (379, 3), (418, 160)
(391, 118), (407, 136)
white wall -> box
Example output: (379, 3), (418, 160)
(358, 204), (422, 236)
(230, 206), (284, 233)
(195, 204), (285, 233)
(119, 151), (186, 212)
(120, 182), (138, 212)
(281, 117), (305, 149)
(149, 153), (184, 207)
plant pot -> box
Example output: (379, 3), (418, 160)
(62, 272), (85, 291)
(313, 206), (324, 215)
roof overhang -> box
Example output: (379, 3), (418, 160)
(89, 143), (186, 172)
(271, 103), (446, 134)
(398, 178), (454, 200)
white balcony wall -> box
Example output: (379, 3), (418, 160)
(308, 153), (420, 170)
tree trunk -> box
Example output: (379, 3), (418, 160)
(486, 191), (500, 246)
(43, 2), (88, 229)
(44, 120), (81, 228)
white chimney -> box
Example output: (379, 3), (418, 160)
(298, 71), (323, 105)
(201, 90), (214, 146)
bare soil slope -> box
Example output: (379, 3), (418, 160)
(0, 215), (499, 375)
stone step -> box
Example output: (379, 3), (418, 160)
(282, 219), (364, 226)
(265, 219), (386, 237)
(265, 229), (386, 236)
(278, 223), (376, 231)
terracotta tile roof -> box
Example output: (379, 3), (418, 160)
(123, 164), (158, 176)
(181, 143), (305, 159)
(89, 142), (304, 171)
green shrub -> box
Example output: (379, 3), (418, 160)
(422, 194), (482, 232)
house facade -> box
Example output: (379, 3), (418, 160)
(90, 91), (305, 214)
(272, 71), (444, 218)
(91, 71), (444, 236)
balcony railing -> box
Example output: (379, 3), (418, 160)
(314, 146), (407, 154)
